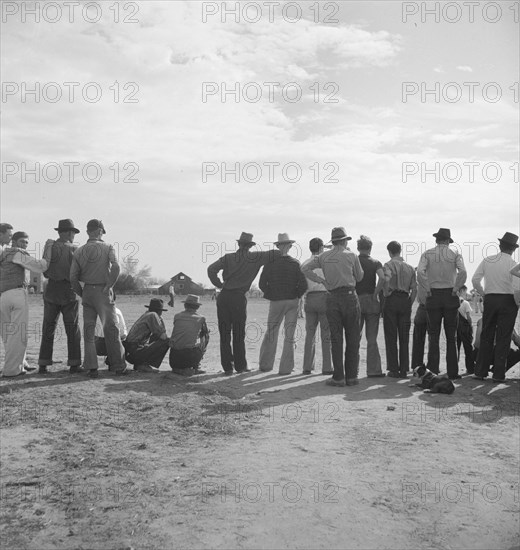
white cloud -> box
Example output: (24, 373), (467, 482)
(456, 65), (473, 72)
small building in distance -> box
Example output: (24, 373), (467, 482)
(29, 271), (43, 293)
(158, 272), (205, 296)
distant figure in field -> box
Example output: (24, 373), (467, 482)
(168, 282), (175, 308)
(456, 285), (475, 374)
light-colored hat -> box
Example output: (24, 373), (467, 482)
(182, 294), (201, 306)
(274, 233), (295, 245)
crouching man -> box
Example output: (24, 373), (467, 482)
(124, 298), (170, 372)
(169, 295), (209, 376)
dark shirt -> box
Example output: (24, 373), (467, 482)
(356, 254), (382, 295)
(207, 249), (280, 293)
(259, 256), (307, 301)
(44, 239), (78, 305)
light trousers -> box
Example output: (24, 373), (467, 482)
(1, 288), (29, 376)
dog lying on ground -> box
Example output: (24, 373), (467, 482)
(409, 365), (455, 394)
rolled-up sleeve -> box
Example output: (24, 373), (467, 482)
(12, 252), (47, 273)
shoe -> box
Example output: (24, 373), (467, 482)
(236, 367), (252, 373)
(193, 368), (206, 375)
(24, 365), (37, 372)
(115, 367), (129, 376)
(387, 372), (400, 378)
(2, 370), (27, 378)
(302, 371), (313, 375)
(278, 372), (292, 376)
(346, 378), (359, 386)
(449, 375), (462, 380)
(326, 378), (346, 387)
(321, 371), (334, 375)
(399, 373), (408, 379)
(223, 371), (234, 376)
(133, 364), (159, 373)
(69, 366), (84, 374)
(38, 365), (48, 374)
(87, 370), (99, 378)
(172, 368), (194, 377)
(472, 375), (486, 380)
(465, 371), (474, 375)
(367, 373), (386, 378)
(492, 378), (506, 383)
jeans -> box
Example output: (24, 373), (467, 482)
(358, 293), (382, 375)
(426, 288), (459, 377)
(383, 293), (412, 374)
(125, 338), (170, 368)
(38, 299), (81, 367)
(326, 289), (361, 381)
(259, 298), (299, 374)
(456, 315), (475, 373)
(217, 289), (247, 372)
(82, 285), (126, 371)
(303, 292), (332, 373)
(476, 294), (518, 380)
(411, 304), (429, 368)
(169, 346), (204, 370)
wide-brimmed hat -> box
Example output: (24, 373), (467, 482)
(54, 219), (80, 233)
(433, 228), (453, 243)
(274, 233), (295, 245)
(498, 232), (519, 249)
(145, 298), (167, 312)
(237, 232), (256, 246)
(329, 227), (352, 243)
(87, 219), (106, 234)
(182, 294), (201, 306)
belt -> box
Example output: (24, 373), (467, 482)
(430, 287), (454, 292)
(391, 290), (409, 296)
(306, 291), (327, 295)
(84, 283), (106, 286)
(330, 286), (357, 295)
(0, 284), (26, 295)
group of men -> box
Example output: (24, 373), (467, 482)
(1, 221), (519, 384)
(0, 219), (209, 378)
(207, 227), (520, 386)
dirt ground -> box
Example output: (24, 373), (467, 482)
(1, 295), (519, 550)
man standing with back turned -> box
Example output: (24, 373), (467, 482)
(207, 232), (279, 375)
(302, 227), (364, 387)
(70, 219), (127, 378)
(417, 228), (466, 380)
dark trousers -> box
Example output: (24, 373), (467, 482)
(474, 347), (520, 372)
(476, 294), (518, 380)
(326, 289), (361, 381)
(426, 288), (459, 377)
(383, 293), (412, 374)
(456, 314), (475, 373)
(411, 304), (429, 368)
(38, 299), (81, 367)
(124, 338), (170, 368)
(169, 346), (204, 370)
(217, 289), (247, 372)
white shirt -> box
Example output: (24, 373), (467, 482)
(95, 307), (127, 339)
(472, 253), (520, 295)
(458, 299), (472, 319)
(301, 255), (328, 293)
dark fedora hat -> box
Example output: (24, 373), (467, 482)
(237, 232), (256, 246)
(328, 227), (352, 244)
(433, 228), (453, 243)
(498, 232), (519, 249)
(54, 219), (80, 233)
(87, 219), (106, 234)
(144, 298), (168, 312)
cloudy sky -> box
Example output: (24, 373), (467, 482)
(1, 0), (518, 286)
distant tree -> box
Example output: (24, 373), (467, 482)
(114, 259), (153, 293)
